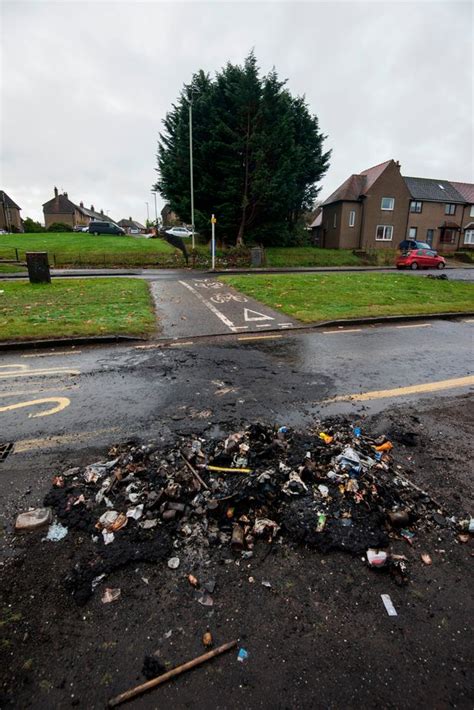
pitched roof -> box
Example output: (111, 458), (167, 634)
(118, 218), (145, 229)
(0, 190), (21, 210)
(310, 212), (322, 228)
(43, 193), (77, 214)
(449, 181), (474, 203)
(322, 160), (393, 206)
(404, 177), (465, 203)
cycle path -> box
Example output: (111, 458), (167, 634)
(150, 276), (298, 339)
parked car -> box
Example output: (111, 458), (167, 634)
(88, 221), (125, 236)
(73, 225), (88, 232)
(165, 226), (194, 238)
(396, 249), (446, 270)
(398, 239), (434, 252)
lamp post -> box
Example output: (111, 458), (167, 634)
(145, 201), (150, 224)
(151, 191), (158, 224)
(183, 90), (196, 250)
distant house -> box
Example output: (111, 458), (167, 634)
(42, 187), (114, 229)
(118, 217), (146, 234)
(0, 190), (23, 232)
(319, 160), (474, 251)
(161, 204), (180, 227)
(309, 211), (322, 244)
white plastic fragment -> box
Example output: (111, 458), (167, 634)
(167, 557), (180, 569)
(44, 522), (68, 541)
(101, 587), (121, 603)
(381, 594), (398, 616)
(126, 504), (144, 520)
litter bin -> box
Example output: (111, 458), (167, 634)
(250, 247), (265, 267)
(26, 252), (51, 284)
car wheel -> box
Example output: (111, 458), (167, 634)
(410, 262), (419, 270)
(437, 262), (445, 270)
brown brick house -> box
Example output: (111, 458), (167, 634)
(117, 217), (146, 234)
(450, 182), (474, 249)
(0, 190), (23, 232)
(320, 161), (474, 251)
(42, 187), (114, 229)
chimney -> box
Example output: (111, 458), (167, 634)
(395, 160), (401, 169)
(54, 186), (58, 198)
(90, 205), (94, 212)
(100, 209), (104, 215)
(80, 201), (84, 208)
(64, 192), (68, 199)
(129, 216), (132, 221)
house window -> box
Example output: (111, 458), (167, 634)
(464, 230), (474, 245)
(349, 210), (355, 227)
(470, 205), (474, 217)
(376, 225), (393, 241)
(408, 227), (417, 239)
(426, 229), (434, 245)
(381, 197), (394, 210)
(445, 204), (456, 215)
(410, 201), (422, 213)
(333, 213), (337, 228)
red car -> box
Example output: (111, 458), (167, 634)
(396, 248), (446, 270)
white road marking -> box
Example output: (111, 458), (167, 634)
(244, 308), (274, 322)
(396, 323), (431, 329)
(322, 328), (362, 334)
(279, 323), (293, 327)
(180, 280), (236, 332)
(21, 351), (81, 358)
(462, 319), (474, 323)
(233, 326), (249, 330)
(170, 341), (194, 347)
(256, 323), (272, 328)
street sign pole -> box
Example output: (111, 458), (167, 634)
(211, 214), (216, 270)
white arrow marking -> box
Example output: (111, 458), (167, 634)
(243, 308), (274, 322)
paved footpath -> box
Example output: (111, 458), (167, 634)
(151, 276), (297, 338)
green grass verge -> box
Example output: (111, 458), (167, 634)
(0, 233), (178, 268)
(0, 264), (26, 274)
(220, 273), (474, 322)
(0, 278), (156, 341)
(265, 247), (362, 267)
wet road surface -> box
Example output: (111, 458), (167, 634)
(0, 318), (472, 501)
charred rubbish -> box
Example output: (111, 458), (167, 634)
(38, 420), (464, 604)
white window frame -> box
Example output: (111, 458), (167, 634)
(381, 197), (394, 211)
(470, 205), (474, 217)
(376, 225), (393, 241)
(445, 203), (456, 215)
(464, 230), (474, 245)
(410, 201), (422, 213)
(408, 227), (417, 239)
(349, 210), (355, 227)
(333, 213), (337, 228)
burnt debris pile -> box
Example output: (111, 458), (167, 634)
(42, 421), (446, 603)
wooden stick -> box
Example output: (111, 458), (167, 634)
(108, 639), (237, 707)
(180, 452), (210, 490)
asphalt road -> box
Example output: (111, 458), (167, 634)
(1, 317), (472, 511)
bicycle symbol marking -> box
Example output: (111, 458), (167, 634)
(210, 292), (248, 304)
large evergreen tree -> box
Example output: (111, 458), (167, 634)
(155, 53), (330, 246)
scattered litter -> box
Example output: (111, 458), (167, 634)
(261, 580), (271, 588)
(237, 647), (249, 663)
(15, 508), (52, 532)
(421, 553), (432, 565)
(195, 591), (213, 607)
(44, 522), (68, 542)
(108, 640), (237, 707)
(381, 594), (398, 617)
(188, 574), (198, 587)
(101, 587), (121, 604)
(202, 631), (213, 647)
(126, 505), (144, 520)
(167, 557), (180, 570)
(367, 549), (388, 567)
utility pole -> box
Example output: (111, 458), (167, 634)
(145, 201), (150, 224)
(189, 99), (195, 250)
(151, 191), (158, 224)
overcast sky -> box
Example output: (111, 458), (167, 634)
(1, 0), (472, 225)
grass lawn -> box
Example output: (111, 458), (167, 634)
(0, 233), (178, 268)
(220, 273), (474, 322)
(0, 264), (26, 274)
(0, 278), (156, 341)
(265, 247), (363, 267)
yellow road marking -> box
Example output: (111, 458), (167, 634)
(238, 334), (283, 341)
(0, 363), (28, 370)
(0, 367), (79, 379)
(322, 328), (362, 334)
(0, 396), (70, 418)
(327, 375), (474, 403)
(21, 351), (81, 358)
(463, 319), (474, 323)
(170, 341), (194, 347)
(135, 344), (162, 350)
(0, 385), (78, 399)
(396, 323), (431, 329)
(13, 427), (121, 453)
